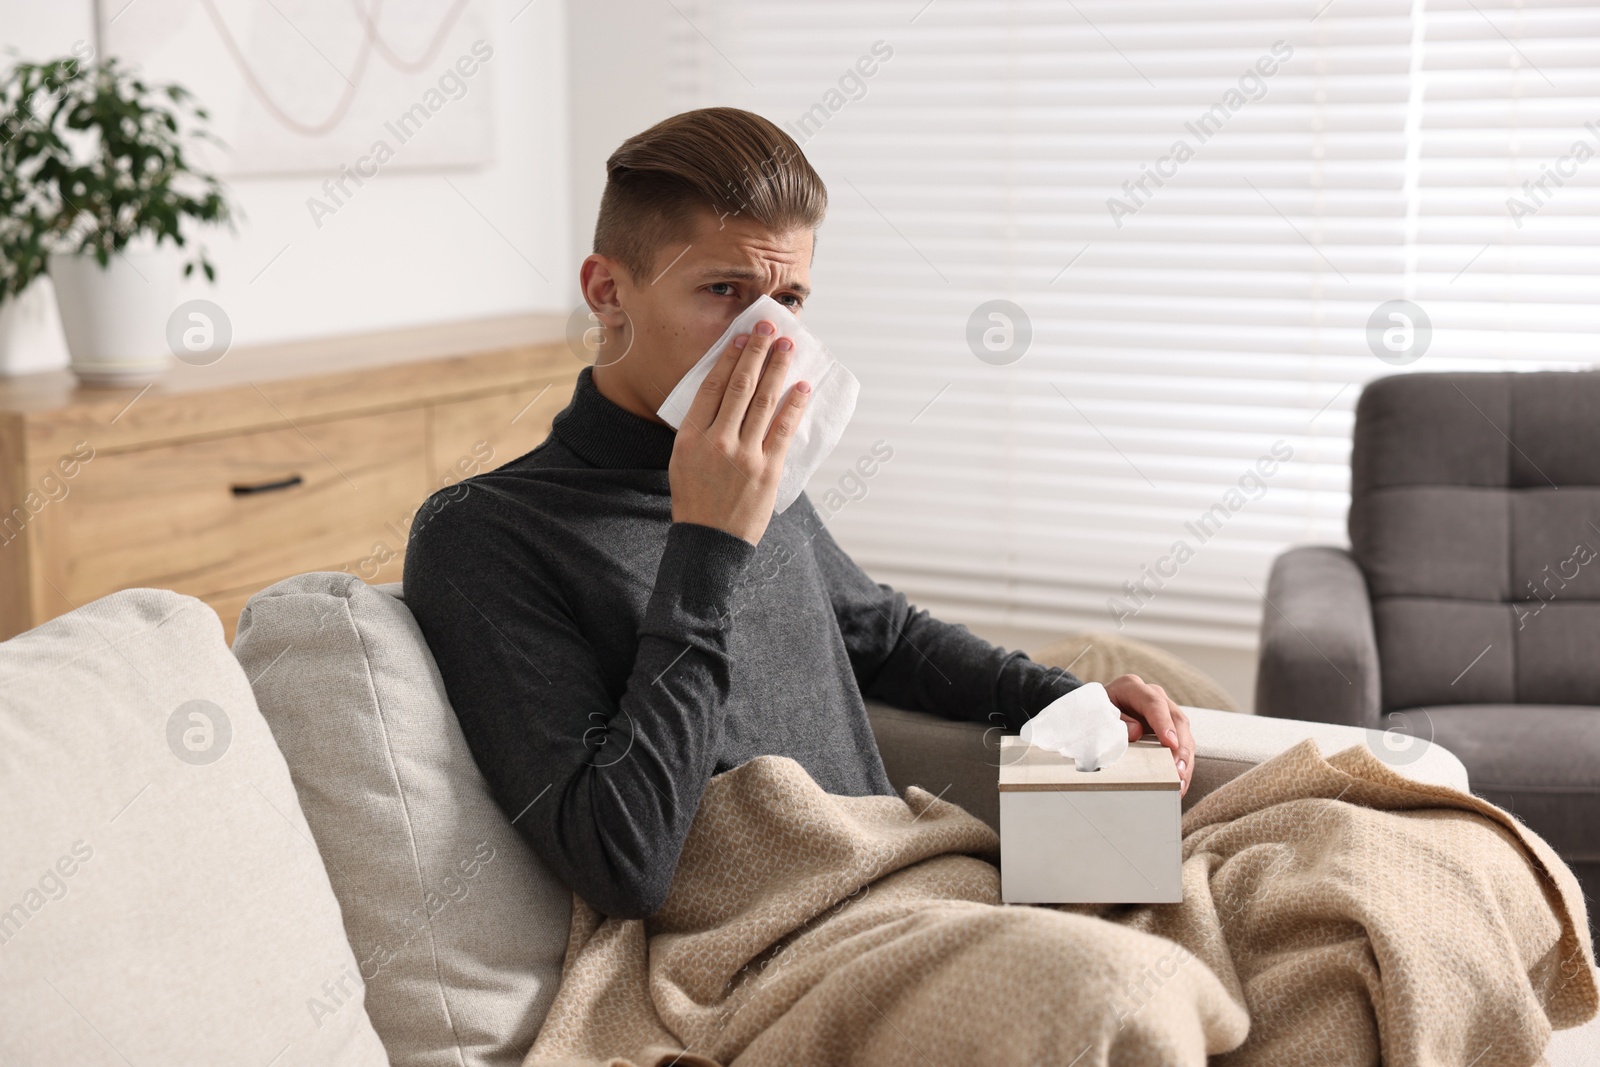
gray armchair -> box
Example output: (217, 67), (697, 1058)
(1256, 370), (1600, 917)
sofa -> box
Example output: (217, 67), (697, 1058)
(1256, 370), (1600, 944)
(3, 572), (1596, 1065)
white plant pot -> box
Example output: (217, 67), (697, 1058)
(0, 276), (70, 376)
(47, 247), (178, 387)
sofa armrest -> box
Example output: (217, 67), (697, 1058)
(1254, 546), (1382, 729)
(1176, 705), (1468, 801)
(867, 701), (1002, 829)
(866, 699), (1470, 832)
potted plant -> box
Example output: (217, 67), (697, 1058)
(0, 50), (233, 386)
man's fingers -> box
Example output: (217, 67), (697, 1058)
(665, 315), (802, 547)
(741, 337), (795, 444)
(1160, 691), (1195, 797)
(1126, 676), (1179, 752)
(1144, 683), (1177, 750)
(1107, 674), (1193, 797)
(763, 380), (810, 457)
(1145, 683), (1195, 797)
(709, 321), (777, 438)
(683, 330), (750, 432)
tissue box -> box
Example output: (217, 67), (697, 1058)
(998, 737), (1182, 904)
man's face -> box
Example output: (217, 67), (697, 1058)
(584, 206), (813, 424)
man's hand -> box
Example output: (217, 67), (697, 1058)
(1105, 674), (1194, 798)
(669, 318), (810, 546)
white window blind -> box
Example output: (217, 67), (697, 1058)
(660, 0), (1600, 650)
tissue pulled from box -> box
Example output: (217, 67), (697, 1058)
(654, 294), (858, 515)
(1019, 682), (1129, 772)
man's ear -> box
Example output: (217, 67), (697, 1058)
(579, 253), (632, 331)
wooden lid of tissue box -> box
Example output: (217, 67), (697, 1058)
(997, 737), (1180, 792)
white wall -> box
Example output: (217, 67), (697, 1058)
(564, 0), (681, 272)
(0, 0), (572, 371)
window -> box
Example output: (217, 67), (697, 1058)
(662, 0), (1600, 649)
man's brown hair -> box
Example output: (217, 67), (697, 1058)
(594, 107), (827, 283)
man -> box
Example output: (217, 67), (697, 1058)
(402, 106), (1194, 920)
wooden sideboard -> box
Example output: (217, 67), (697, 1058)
(0, 314), (577, 643)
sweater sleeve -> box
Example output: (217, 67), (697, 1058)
(403, 489), (755, 920)
(792, 493), (1084, 733)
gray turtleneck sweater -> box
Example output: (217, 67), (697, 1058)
(402, 366), (1083, 918)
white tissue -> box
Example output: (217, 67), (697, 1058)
(1019, 682), (1129, 772)
(655, 294), (858, 514)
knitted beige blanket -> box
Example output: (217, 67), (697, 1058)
(524, 739), (1596, 1067)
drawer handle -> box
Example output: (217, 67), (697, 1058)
(231, 474), (304, 496)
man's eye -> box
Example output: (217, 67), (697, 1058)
(708, 283), (736, 297)
(778, 294), (803, 309)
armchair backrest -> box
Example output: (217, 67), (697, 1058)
(1349, 371), (1600, 711)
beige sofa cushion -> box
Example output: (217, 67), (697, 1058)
(233, 572), (571, 1067)
(0, 589), (388, 1066)
(1029, 631), (1239, 711)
